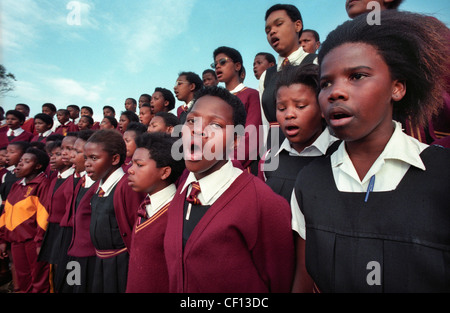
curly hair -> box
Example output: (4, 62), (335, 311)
(318, 10), (450, 127)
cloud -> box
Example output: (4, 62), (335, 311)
(119, 0), (197, 73)
(47, 77), (103, 103)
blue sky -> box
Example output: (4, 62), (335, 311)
(1, 0), (449, 122)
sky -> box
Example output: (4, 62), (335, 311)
(1, 0), (449, 122)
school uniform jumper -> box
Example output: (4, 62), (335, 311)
(0, 128), (34, 149)
(164, 161), (294, 293)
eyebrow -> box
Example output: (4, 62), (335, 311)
(320, 65), (373, 80)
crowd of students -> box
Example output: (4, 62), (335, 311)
(0, 0), (449, 293)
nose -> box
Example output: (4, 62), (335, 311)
(326, 81), (349, 103)
(284, 107), (296, 120)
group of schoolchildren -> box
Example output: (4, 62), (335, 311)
(0, 1), (449, 293)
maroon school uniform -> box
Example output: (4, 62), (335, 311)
(31, 132), (56, 144)
(55, 121), (79, 136)
(164, 170), (294, 293)
(0, 129), (34, 149)
(22, 118), (36, 135)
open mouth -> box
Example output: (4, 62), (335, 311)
(284, 125), (300, 137)
(331, 112), (351, 120)
(328, 109), (354, 127)
(271, 37), (280, 48)
(185, 141), (203, 161)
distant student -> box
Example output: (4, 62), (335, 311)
(148, 112), (179, 134)
(0, 147), (6, 172)
(42, 103), (59, 132)
(15, 103), (36, 135)
(80, 106), (100, 130)
(212, 46), (262, 175)
(253, 52), (276, 80)
(299, 29), (321, 54)
(260, 4), (317, 150)
(139, 103), (153, 127)
(292, 11), (450, 292)
(126, 132), (185, 293)
(174, 71), (203, 124)
(0, 107), (6, 130)
(65, 130), (99, 293)
(67, 105), (80, 125)
(100, 116), (118, 130)
(55, 109), (79, 136)
(150, 87), (176, 114)
(138, 94), (152, 109)
(124, 98), (137, 113)
(31, 113), (55, 144)
(0, 141), (31, 214)
(84, 130), (145, 292)
(118, 110), (139, 134)
(164, 86), (294, 293)
(202, 69), (219, 87)
(0, 148), (51, 293)
(102, 105), (116, 118)
(260, 64), (338, 202)
(122, 122), (148, 169)
(345, 0), (403, 18)
(0, 110), (34, 149)
(77, 115), (94, 131)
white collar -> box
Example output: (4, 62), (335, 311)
(58, 167), (75, 179)
(97, 167), (125, 196)
(276, 46), (309, 71)
(229, 83), (246, 94)
(181, 160), (242, 205)
(332, 121), (428, 184)
(40, 129), (53, 137)
(7, 128), (24, 136)
(146, 184), (176, 217)
(274, 127), (337, 158)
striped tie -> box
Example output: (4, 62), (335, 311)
(282, 57), (290, 67)
(98, 187), (105, 197)
(137, 195), (151, 223)
(186, 182), (202, 205)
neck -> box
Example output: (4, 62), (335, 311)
(24, 172), (40, 184)
(225, 77), (241, 92)
(280, 43), (300, 58)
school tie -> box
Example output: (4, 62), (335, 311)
(137, 195), (151, 222)
(98, 187), (105, 197)
(183, 104), (189, 112)
(186, 182), (202, 205)
(10, 130), (15, 137)
(282, 57), (290, 67)
(80, 176), (86, 188)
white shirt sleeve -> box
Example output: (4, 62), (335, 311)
(290, 190), (306, 240)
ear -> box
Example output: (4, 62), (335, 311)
(294, 20), (303, 35)
(166, 126), (174, 134)
(164, 100), (169, 108)
(111, 153), (121, 166)
(160, 166), (172, 181)
(235, 62), (242, 73)
(189, 83), (196, 92)
(392, 80), (406, 102)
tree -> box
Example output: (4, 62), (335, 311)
(0, 64), (16, 96)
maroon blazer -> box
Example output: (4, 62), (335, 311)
(55, 121), (79, 136)
(164, 171), (295, 293)
(31, 132), (56, 144)
(0, 129), (34, 149)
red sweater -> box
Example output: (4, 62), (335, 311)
(164, 171), (294, 293)
(0, 129), (34, 149)
(0, 173), (50, 245)
(126, 201), (171, 293)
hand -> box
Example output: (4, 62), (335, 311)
(0, 243), (8, 259)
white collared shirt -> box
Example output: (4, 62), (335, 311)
(1, 165), (15, 183)
(84, 174), (95, 188)
(181, 160), (243, 206)
(145, 184), (176, 218)
(229, 83), (246, 95)
(97, 167), (125, 197)
(291, 121), (429, 239)
(58, 167), (75, 179)
(7, 128), (24, 137)
(40, 129), (53, 138)
(263, 128), (337, 181)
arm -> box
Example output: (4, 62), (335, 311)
(291, 233), (314, 293)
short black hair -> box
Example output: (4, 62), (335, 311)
(135, 132), (186, 184)
(265, 4), (303, 23)
(125, 121), (148, 136)
(9, 141), (31, 154)
(126, 98), (137, 105)
(42, 103), (57, 112)
(67, 104), (80, 111)
(6, 110), (26, 123)
(302, 29), (320, 42)
(256, 52), (276, 64)
(16, 103), (30, 113)
(154, 112), (180, 128)
(276, 63), (320, 95)
(80, 115), (94, 126)
(213, 46), (244, 77)
(103, 105), (116, 114)
(178, 72), (203, 92)
(103, 116), (118, 128)
(77, 129), (95, 141)
(34, 113), (54, 127)
(29, 141), (46, 152)
(46, 140), (62, 153)
(81, 106), (94, 115)
(25, 147), (50, 172)
(139, 94), (152, 102)
(87, 129), (126, 166)
(120, 110), (140, 123)
(154, 87), (176, 111)
(57, 109), (70, 116)
(386, 0), (404, 9)
(202, 69), (217, 78)
(191, 86), (247, 128)
(46, 134), (64, 142)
